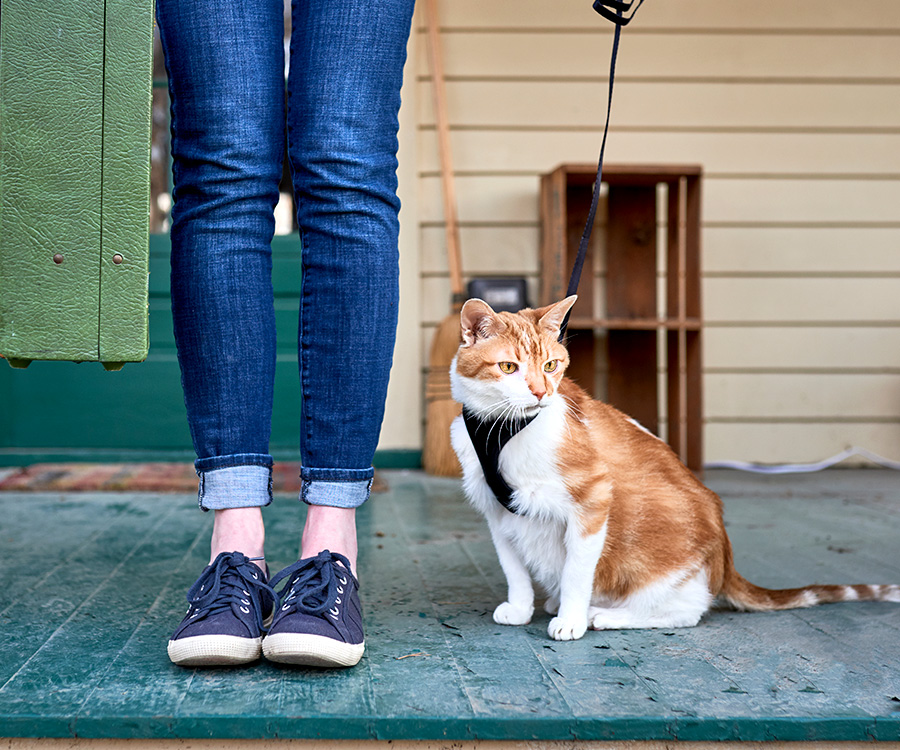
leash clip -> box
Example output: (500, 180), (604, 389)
(592, 0), (644, 25)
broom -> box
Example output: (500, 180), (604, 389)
(422, 0), (464, 477)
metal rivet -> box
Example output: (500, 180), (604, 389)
(113, 254), (124, 265)
(52, 254), (64, 265)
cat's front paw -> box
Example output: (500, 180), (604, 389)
(548, 616), (588, 641)
(493, 601), (534, 626)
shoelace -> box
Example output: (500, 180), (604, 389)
(270, 550), (354, 621)
(185, 551), (276, 632)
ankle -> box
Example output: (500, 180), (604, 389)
(301, 506), (358, 574)
(210, 507), (266, 572)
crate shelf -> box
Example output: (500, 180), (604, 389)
(540, 164), (703, 471)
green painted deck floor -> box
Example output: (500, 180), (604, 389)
(2, 469), (899, 742)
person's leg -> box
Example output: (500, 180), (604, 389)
(289, 0), (416, 570)
(301, 506), (357, 569)
(211, 507), (267, 569)
(261, 0), (414, 668)
(156, 0), (285, 666)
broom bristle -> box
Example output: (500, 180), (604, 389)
(429, 311), (464, 368)
(424, 396), (462, 476)
(423, 313), (463, 477)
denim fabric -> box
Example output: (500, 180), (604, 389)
(301, 467), (374, 509)
(156, 0), (415, 510)
(198, 465), (273, 511)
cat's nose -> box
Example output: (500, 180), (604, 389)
(531, 388), (546, 401)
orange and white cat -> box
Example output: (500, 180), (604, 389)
(450, 296), (899, 641)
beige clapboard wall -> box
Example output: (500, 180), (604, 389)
(384, 0), (900, 465)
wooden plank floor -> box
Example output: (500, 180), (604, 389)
(1, 469), (899, 742)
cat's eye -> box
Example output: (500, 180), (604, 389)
(498, 362), (518, 374)
(544, 360), (559, 373)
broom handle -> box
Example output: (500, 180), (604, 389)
(424, 0), (464, 309)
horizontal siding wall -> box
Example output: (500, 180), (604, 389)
(413, 0), (900, 464)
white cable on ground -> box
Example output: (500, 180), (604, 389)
(705, 446), (900, 474)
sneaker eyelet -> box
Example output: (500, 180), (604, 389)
(337, 586), (344, 594)
(338, 576), (347, 585)
(329, 606), (339, 617)
(240, 606), (250, 614)
(282, 603), (291, 611)
(251, 572), (258, 579)
(241, 599), (250, 605)
(335, 597), (342, 605)
(243, 589), (250, 596)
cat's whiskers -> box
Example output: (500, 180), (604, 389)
(563, 395), (588, 425)
(477, 396), (514, 422)
(468, 394), (510, 420)
(476, 400), (507, 446)
(560, 404), (575, 440)
(487, 402), (520, 453)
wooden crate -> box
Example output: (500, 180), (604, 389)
(540, 164), (703, 471)
(0, 0), (154, 370)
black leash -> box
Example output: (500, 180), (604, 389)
(465, 0), (643, 514)
(558, 0), (643, 342)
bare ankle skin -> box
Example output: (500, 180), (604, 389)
(210, 507), (266, 572)
(301, 505), (358, 575)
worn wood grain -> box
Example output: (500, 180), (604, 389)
(1, 471), (898, 741)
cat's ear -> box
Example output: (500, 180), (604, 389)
(460, 298), (503, 347)
(537, 295), (578, 336)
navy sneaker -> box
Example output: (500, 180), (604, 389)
(262, 550), (365, 667)
(167, 551), (275, 667)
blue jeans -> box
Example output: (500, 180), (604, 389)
(156, 0), (415, 510)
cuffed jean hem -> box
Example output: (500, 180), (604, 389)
(300, 467), (374, 509)
(195, 453), (273, 472)
(197, 463), (274, 512)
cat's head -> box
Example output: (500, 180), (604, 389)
(450, 296), (577, 419)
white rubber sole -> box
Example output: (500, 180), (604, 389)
(262, 632), (365, 668)
(167, 634), (262, 667)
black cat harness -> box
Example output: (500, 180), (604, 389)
(463, 0), (643, 515)
(462, 407), (537, 514)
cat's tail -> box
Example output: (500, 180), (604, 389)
(720, 569), (900, 612)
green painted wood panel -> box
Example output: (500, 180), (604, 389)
(0, 0), (105, 361)
(0, 0), (151, 366)
(0, 470), (898, 741)
(99, 0), (154, 364)
(0, 236), (297, 457)
(0, 235), (420, 467)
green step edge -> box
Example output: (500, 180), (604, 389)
(0, 713), (895, 742)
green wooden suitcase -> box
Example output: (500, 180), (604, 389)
(0, 0), (154, 370)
